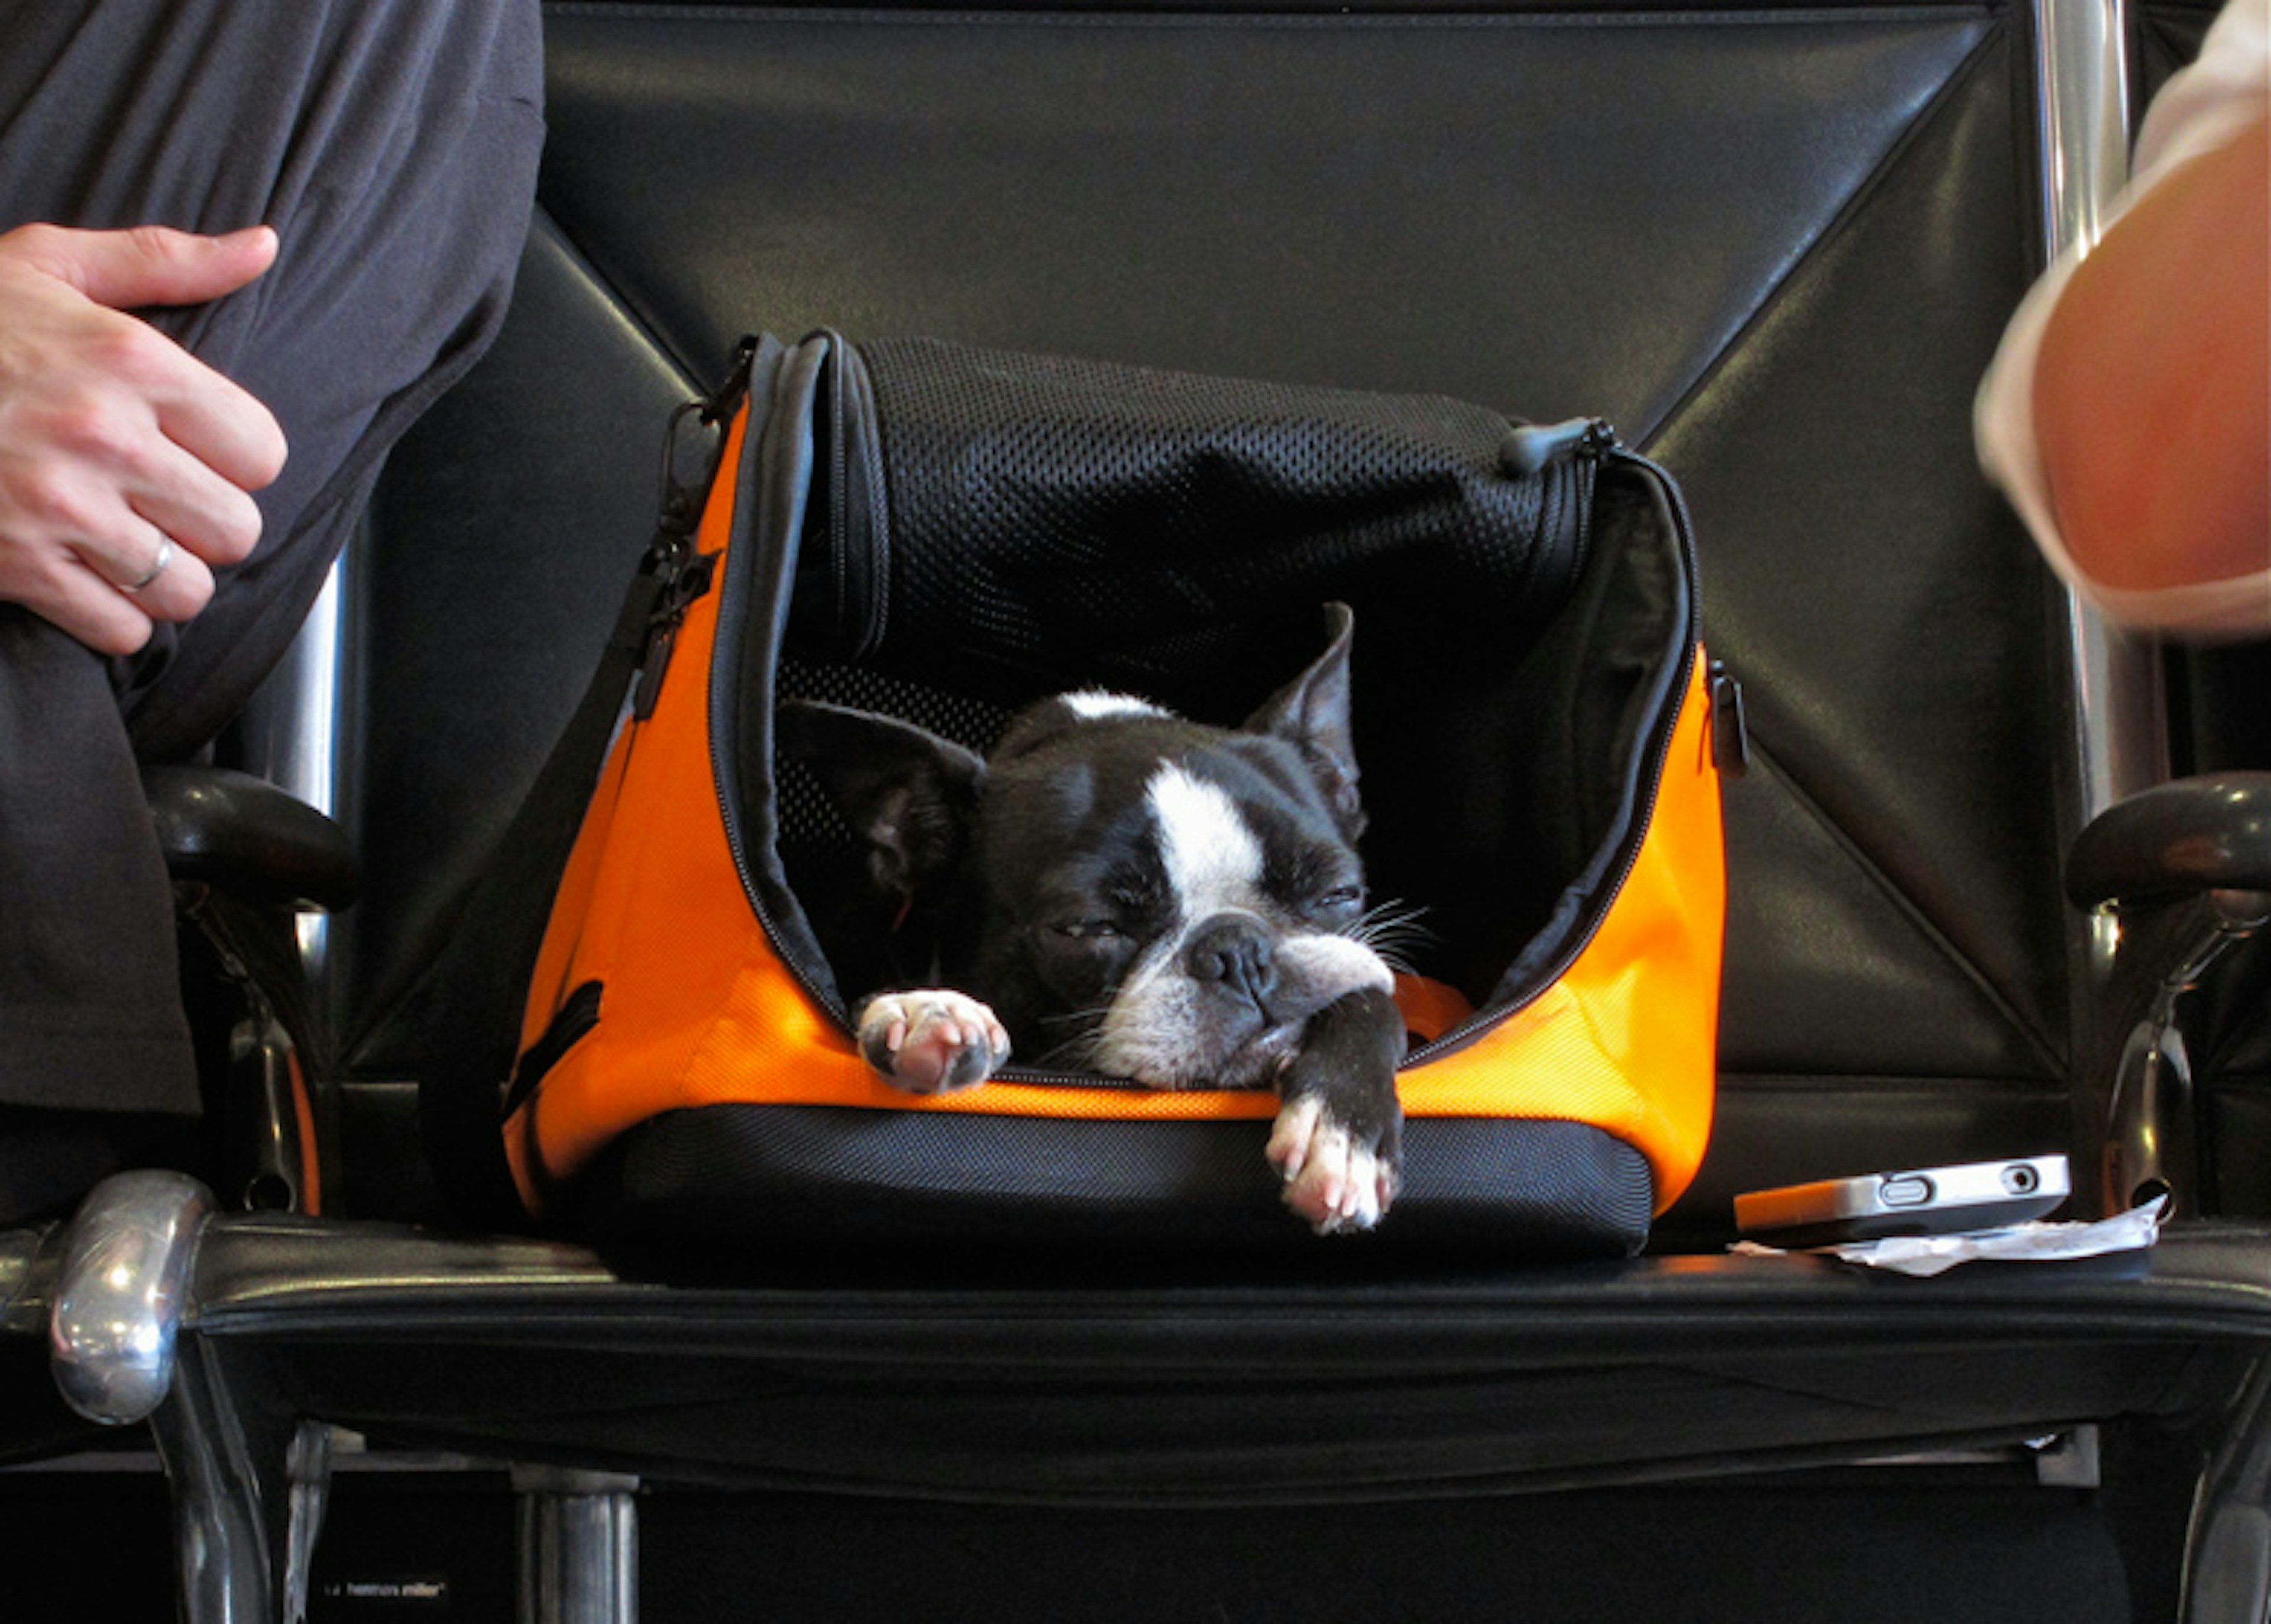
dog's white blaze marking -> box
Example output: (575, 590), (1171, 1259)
(1147, 764), (1263, 920)
(1086, 768), (1264, 1088)
(1062, 691), (1169, 722)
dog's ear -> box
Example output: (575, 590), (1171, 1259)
(1243, 602), (1364, 837)
(777, 700), (987, 898)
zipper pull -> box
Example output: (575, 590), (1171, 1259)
(1707, 658), (1750, 778)
(704, 335), (761, 426)
(1500, 416), (1618, 477)
(647, 332), (761, 558)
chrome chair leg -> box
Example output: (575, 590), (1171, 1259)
(148, 1339), (332, 1624)
(2183, 1355), (2271, 1623)
(515, 1464), (639, 1624)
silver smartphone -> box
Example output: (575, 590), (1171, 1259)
(1733, 1154), (2071, 1246)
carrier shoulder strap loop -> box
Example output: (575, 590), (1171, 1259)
(416, 342), (775, 1229)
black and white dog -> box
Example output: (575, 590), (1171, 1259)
(778, 604), (1406, 1232)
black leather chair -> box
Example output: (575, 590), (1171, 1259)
(22, 0), (2271, 1618)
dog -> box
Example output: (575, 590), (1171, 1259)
(777, 603), (1407, 1232)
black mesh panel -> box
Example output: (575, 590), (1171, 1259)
(818, 337), (1587, 712)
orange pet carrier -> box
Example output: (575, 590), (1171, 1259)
(424, 332), (1734, 1256)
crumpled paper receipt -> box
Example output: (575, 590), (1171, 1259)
(1730, 1196), (2168, 1277)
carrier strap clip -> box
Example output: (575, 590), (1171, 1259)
(625, 353), (752, 719)
(630, 547), (717, 721)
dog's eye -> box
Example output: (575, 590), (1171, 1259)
(1055, 919), (1123, 941)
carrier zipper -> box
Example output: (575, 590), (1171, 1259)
(833, 342), (891, 659)
(704, 337), (1080, 1073)
(1402, 443), (1705, 1069)
(709, 337), (889, 1037)
(710, 427), (1180, 1092)
(827, 358), (857, 656)
(1503, 416), (1616, 615)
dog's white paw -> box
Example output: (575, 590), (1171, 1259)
(856, 991), (1011, 1094)
(1265, 1095), (1399, 1234)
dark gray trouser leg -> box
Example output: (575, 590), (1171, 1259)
(0, 0), (542, 1212)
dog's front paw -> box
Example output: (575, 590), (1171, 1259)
(1264, 986), (1406, 1234)
(856, 991), (1011, 1094)
(1266, 1095), (1403, 1234)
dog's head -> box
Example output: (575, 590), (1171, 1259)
(782, 604), (1395, 1087)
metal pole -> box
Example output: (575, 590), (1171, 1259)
(2033, 0), (2166, 827)
(515, 1466), (640, 1624)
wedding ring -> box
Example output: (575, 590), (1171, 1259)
(119, 538), (175, 595)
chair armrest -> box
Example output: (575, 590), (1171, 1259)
(49, 1171), (216, 1425)
(2066, 771), (2271, 912)
(142, 765), (361, 913)
(2064, 773), (2271, 1217)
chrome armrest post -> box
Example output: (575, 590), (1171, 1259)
(2033, 0), (2153, 843)
(2102, 892), (2271, 1214)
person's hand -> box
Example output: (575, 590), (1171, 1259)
(0, 224), (288, 655)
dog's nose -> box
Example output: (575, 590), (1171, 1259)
(1184, 914), (1277, 1010)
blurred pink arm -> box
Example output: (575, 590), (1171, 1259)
(2033, 112), (2270, 603)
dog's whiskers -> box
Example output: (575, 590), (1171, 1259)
(1343, 898), (1432, 975)
(1031, 1006), (1112, 1071)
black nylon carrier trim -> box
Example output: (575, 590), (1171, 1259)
(572, 1107), (1655, 1259)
